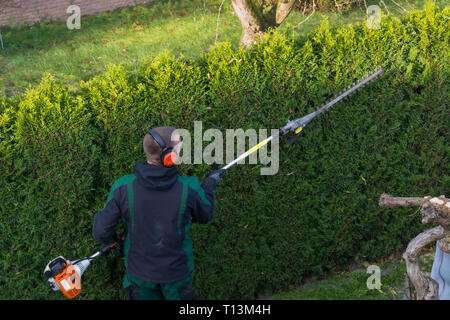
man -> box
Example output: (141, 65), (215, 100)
(92, 126), (224, 300)
(431, 238), (450, 300)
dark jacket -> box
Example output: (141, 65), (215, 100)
(92, 162), (216, 283)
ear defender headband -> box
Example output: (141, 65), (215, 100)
(147, 129), (178, 167)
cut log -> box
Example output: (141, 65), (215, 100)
(378, 193), (422, 207)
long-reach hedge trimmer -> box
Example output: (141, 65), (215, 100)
(44, 66), (383, 299)
(220, 66), (384, 171)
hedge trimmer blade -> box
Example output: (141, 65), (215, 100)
(221, 66), (384, 170)
(283, 66), (384, 135)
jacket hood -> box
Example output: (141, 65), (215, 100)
(134, 162), (179, 190)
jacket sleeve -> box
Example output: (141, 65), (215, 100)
(189, 178), (216, 224)
(92, 187), (122, 245)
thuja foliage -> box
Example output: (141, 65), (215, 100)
(0, 3), (448, 299)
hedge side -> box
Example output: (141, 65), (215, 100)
(0, 2), (448, 299)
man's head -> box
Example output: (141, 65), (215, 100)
(143, 126), (182, 167)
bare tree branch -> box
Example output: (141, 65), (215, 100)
(390, 0), (408, 12)
(295, 0), (316, 29)
(379, 0), (391, 15)
(215, 0), (227, 45)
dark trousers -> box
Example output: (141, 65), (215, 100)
(125, 273), (194, 300)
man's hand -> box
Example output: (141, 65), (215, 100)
(201, 169), (225, 190)
(206, 169), (225, 183)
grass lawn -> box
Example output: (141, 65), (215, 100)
(271, 245), (438, 300)
(0, 0), (446, 97)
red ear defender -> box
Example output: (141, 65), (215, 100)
(147, 129), (178, 167)
(163, 152), (177, 167)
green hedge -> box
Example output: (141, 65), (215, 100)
(0, 2), (448, 299)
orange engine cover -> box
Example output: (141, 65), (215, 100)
(54, 264), (82, 299)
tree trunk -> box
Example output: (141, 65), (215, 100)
(276, 0), (297, 25)
(231, 0), (296, 47)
